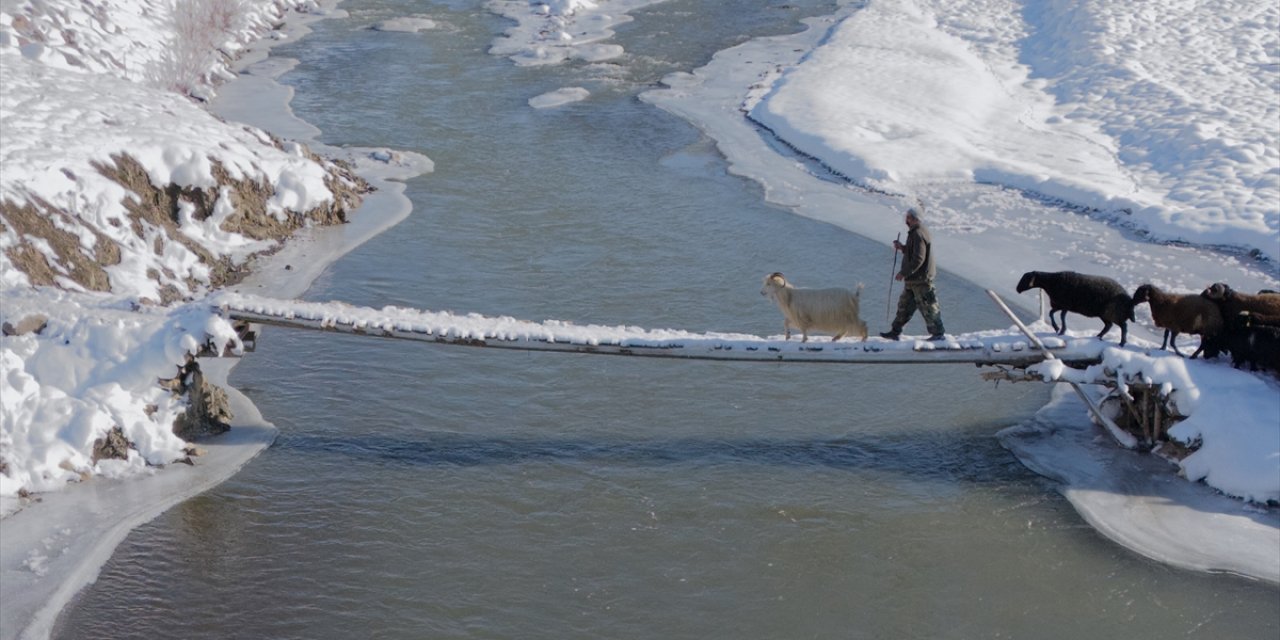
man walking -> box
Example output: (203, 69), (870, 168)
(880, 207), (946, 341)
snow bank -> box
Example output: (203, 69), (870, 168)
(0, 290), (241, 511)
(0, 0), (344, 301)
(0, 357), (278, 640)
(998, 386), (1279, 584)
(751, 1), (1140, 204)
(0, 0), (301, 95)
(1018, 0), (1278, 256)
(0, 0), (357, 502)
(1029, 347), (1280, 504)
(750, 0), (1279, 261)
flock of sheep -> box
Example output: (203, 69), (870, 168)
(760, 270), (1280, 376)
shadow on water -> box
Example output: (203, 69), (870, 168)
(271, 427), (1280, 528)
(276, 429), (1035, 484)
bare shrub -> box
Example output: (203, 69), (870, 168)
(206, 0), (246, 34)
(150, 0), (248, 97)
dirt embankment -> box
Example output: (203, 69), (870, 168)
(1, 142), (368, 303)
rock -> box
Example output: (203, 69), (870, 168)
(2, 314), (48, 336)
(92, 426), (132, 463)
(171, 360), (233, 441)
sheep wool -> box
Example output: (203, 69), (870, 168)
(1201, 283), (1280, 319)
(1132, 284), (1223, 358)
(1202, 284), (1280, 374)
(1016, 270), (1135, 346)
(760, 272), (868, 343)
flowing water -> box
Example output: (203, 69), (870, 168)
(56, 1), (1278, 638)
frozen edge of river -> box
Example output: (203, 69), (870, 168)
(0, 4), (431, 640)
(639, 10), (1280, 584)
(999, 388), (1280, 585)
(0, 361), (278, 640)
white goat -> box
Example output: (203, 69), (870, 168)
(760, 272), (868, 342)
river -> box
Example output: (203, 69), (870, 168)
(55, 1), (1278, 637)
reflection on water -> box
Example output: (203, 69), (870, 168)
(57, 1), (1278, 638)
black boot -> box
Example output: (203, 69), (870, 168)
(879, 330), (900, 341)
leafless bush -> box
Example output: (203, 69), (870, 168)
(151, 0), (247, 98)
(206, 0), (246, 33)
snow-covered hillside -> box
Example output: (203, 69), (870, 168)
(0, 0), (366, 508)
(0, 0), (365, 301)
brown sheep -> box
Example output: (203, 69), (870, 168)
(1132, 284), (1222, 358)
(1201, 284), (1280, 368)
(1239, 312), (1280, 327)
(1201, 283), (1280, 318)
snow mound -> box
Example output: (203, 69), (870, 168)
(1029, 347), (1280, 504)
(0, 290), (242, 506)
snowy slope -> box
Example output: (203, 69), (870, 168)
(0, 0), (356, 301)
(750, 0), (1279, 260)
(0, 0), (359, 505)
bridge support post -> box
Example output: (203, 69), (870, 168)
(985, 290), (1138, 449)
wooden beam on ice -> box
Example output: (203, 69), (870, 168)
(220, 298), (1104, 368)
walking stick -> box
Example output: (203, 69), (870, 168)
(885, 232), (900, 324)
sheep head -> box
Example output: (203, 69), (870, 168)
(1133, 284), (1155, 304)
(1015, 271), (1039, 293)
(1202, 282), (1232, 301)
(1230, 310), (1253, 330)
(760, 272), (790, 297)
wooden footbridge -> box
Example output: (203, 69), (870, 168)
(214, 291), (1106, 368)
(213, 290), (1152, 448)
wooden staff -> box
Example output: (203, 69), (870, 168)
(885, 232), (900, 324)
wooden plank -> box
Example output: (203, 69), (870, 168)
(226, 308), (1102, 368)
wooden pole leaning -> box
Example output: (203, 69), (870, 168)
(985, 289), (1137, 449)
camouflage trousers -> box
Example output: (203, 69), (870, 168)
(890, 281), (945, 336)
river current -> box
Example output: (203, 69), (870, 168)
(56, 1), (1278, 638)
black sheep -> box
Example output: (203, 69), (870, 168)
(1016, 271), (1135, 346)
(1221, 311), (1280, 374)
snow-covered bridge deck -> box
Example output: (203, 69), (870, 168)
(214, 292), (1107, 368)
